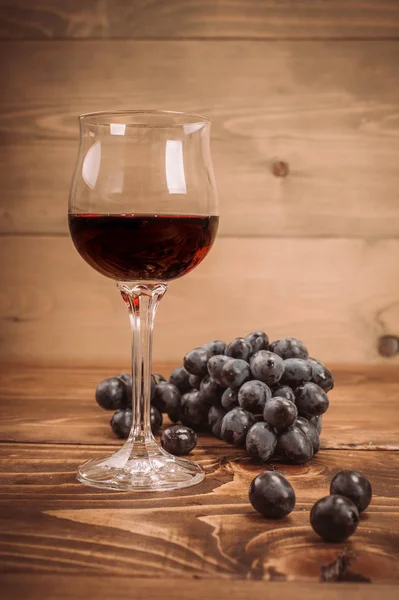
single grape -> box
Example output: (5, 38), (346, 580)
(179, 390), (210, 429)
(199, 376), (224, 406)
(272, 385), (295, 403)
(280, 358), (312, 388)
(161, 425), (197, 455)
(246, 422), (277, 462)
(169, 366), (191, 393)
(330, 470), (372, 512)
(276, 426), (314, 464)
(249, 351), (284, 386)
(110, 409), (132, 438)
(269, 337), (309, 360)
(221, 358), (251, 389)
(238, 380), (271, 414)
(263, 397), (298, 432)
(296, 416), (320, 453)
(249, 471), (296, 518)
(245, 331), (269, 354)
(308, 357), (334, 392)
(96, 377), (129, 411)
(153, 382), (181, 421)
(310, 495), (359, 542)
(295, 382), (329, 417)
(225, 337), (252, 361)
(184, 347), (209, 377)
(220, 407), (256, 446)
(204, 340), (227, 357)
(207, 355), (230, 386)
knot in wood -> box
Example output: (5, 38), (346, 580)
(272, 160), (289, 178)
(378, 335), (399, 358)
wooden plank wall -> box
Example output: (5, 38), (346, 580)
(0, 1), (398, 367)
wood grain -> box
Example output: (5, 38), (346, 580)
(1, 0), (399, 39)
(2, 577), (399, 600)
(0, 367), (398, 594)
(1, 41), (399, 237)
(0, 366), (398, 448)
(1, 236), (399, 366)
(0, 443), (398, 581)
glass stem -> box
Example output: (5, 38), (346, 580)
(118, 282), (167, 449)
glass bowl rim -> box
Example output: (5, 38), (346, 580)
(79, 109), (211, 127)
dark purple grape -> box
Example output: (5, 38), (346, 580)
(310, 415), (322, 433)
(225, 337), (252, 361)
(221, 358), (251, 389)
(220, 407), (256, 446)
(272, 385), (295, 402)
(221, 387), (239, 411)
(245, 331), (269, 354)
(207, 355), (230, 386)
(150, 405), (163, 433)
(208, 405), (226, 438)
(246, 422), (277, 462)
(168, 366), (191, 393)
(238, 380), (271, 414)
(150, 376), (156, 401)
(199, 376), (224, 406)
(249, 351), (284, 386)
(179, 390), (210, 429)
(110, 409), (132, 438)
(161, 425), (197, 455)
(204, 340), (227, 357)
(153, 382), (181, 421)
(188, 374), (202, 390)
(280, 358), (312, 388)
(96, 377), (129, 411)
(296, 416), (320, 453)
(269, 337), (309, 360)
(117, 373), (132, 405)
(152, 373), (166, 385)
(276, 425), (314, 464)
(249, 472), (295, 518)
(330, 470), (372, 512)
(295, 382), (329, 417)
(310, 495), (359, 542)
(263, 397), (298, 432)
(183, 347), (209, 377)
(308, 358), (334, 392)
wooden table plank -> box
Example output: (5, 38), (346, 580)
(1, 0), (399, 40)
(0, 366), (398, 449)
(1, 41), (399, 238)
(2, 576), (398, 600)
(2, 238), (399, 367)
(0, 443), (398, 582)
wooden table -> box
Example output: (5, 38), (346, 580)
(1, 365), (398, 599)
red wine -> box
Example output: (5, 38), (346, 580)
(69, 213), (219, 281)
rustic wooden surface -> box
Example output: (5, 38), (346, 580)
(1, 41), (399, 238)
(1, 236), (399, 366)
(1, 0), (399, 39)
(1, 366), (399, 448)
(0, 365), (398, 600)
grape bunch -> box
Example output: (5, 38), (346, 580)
(96, 332), (334, 463)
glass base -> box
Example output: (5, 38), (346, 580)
(76, 441), (205, 492)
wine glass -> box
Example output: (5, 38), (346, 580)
(68, 110), (219, 491)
